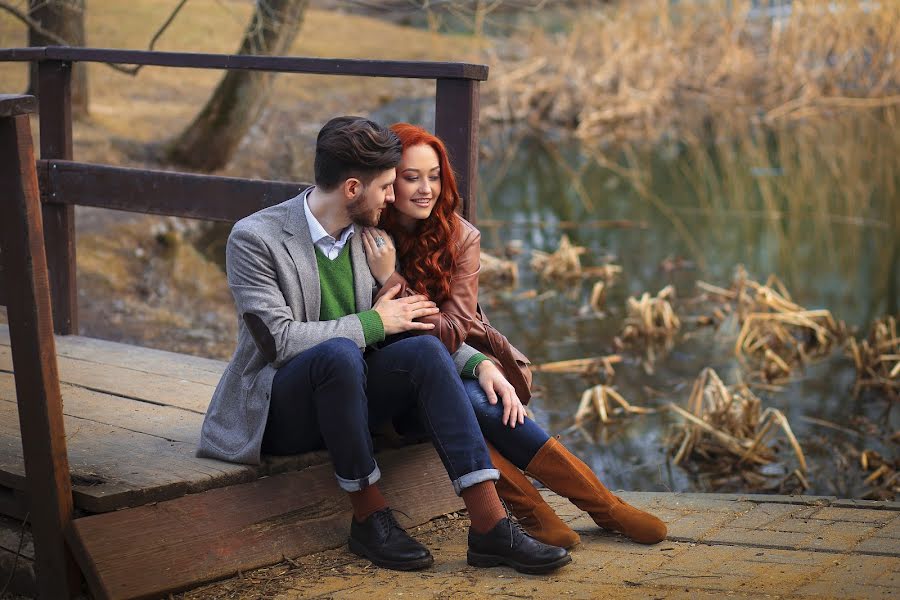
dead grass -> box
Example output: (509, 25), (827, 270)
(616, 285), (681, 374)
(483, 0), (900, 145)
(479, 251), (519, 289)
(573, 384), (655, 426)
(667, 367), (808, 482)
(697, 267), (846, 383)
(847, 316), (900, 401)
(529, 234), (622, 283)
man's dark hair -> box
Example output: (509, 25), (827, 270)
(314, 116), (402, 191)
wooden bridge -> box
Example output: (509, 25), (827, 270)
(0, 47), (487, 599)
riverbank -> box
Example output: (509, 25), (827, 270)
(179, 491), (900, 599)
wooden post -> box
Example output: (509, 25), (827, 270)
(434, 78), (480, 223)
(37, 60), (78, 335)
(0, 94), (80, 598)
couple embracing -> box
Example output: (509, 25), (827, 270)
(198, 116), (666, 574)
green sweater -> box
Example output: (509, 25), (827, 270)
(315, 244), (486, 377)
(315, 245), (384, 345)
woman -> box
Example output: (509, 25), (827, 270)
(362, 123), (666, 548)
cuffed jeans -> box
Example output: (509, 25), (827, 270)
(463, 379), (550, 470)
(261, 335), (499, 495)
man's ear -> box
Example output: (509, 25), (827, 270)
(342, 177), (362, 200)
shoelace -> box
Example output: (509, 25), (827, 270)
(374, 508), (413, 537)
(500, 500), (529, 548)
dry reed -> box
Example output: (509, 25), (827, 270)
(859, 449), (899, 500)
(532, 355), (622, 378)
(667, 368), (807, 476)
(483, 0), (900, 145)
(697, 268), (845, 382)
(529, 234), (622, 284)
(479, 251), (519, 289)
(573, 385), (655, 426)
(617, 285), (681, 373)
(847, 316), (900, 401)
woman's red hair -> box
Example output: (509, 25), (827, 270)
(380, 123), (461, 303)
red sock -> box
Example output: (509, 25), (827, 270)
(348, 485), (388, 523)
(461, 481), (506, 534)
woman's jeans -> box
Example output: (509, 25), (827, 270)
(463, 379), (550, 470)
(262, 335), (498, 495)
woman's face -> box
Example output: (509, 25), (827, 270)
(392, 143), (442, 225)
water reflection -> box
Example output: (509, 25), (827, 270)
(477, 111), (899, 497)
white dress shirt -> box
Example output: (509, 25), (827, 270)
(303, 188), (355, 260)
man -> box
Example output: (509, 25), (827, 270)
(199, 116), (570, 574)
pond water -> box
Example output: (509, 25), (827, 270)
(474, 112), (899, 498)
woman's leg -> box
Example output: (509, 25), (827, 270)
(463, 379), (549, 469)
(463, 380), (579, 548)
(525, 439), (667, 544)
(462, 380), (667, 544)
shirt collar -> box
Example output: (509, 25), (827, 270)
(303, 188), (355, 245)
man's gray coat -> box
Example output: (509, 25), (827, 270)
(198, 190), (479, 464)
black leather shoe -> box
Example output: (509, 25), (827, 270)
(467, 517), (571, 574)
(349, 508), (434, 571)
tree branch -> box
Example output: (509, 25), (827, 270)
(0, 0), (191, 76)
(0, 0), (71, 45)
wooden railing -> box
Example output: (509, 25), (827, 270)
(0, 46), (488, 335)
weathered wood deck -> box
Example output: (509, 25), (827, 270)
(0, 323), (464, 598)
(0, 323), (331, 514)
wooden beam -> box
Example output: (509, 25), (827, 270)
(435, 78), (481, 223)
(68, 444), (463, 600)
(0, 47), (489, 81)
(41, 160), (308, 221)
(0, 97), (80, 598)
(38, 61), (78, 336)
(0, 95), (37, 118)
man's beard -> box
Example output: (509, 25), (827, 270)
(347, 189), (379, 227)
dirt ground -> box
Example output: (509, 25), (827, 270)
(176, 491), (900, 600)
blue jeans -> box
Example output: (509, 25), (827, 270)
(262, 336), (498, 495)
(463, 379), (549, 470)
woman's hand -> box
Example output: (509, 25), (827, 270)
(476, 360), (526, 428)
(362, 227), (396, 285)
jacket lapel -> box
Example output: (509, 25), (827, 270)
(283, 190), (320, 321)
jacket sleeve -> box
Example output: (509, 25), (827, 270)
(373, 228), (481, 354)
(227, 226), (381, 368)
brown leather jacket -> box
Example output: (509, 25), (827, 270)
(376, 214), (533, 402)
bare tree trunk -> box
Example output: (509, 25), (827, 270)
(27, 0), (89, 118)
(166, 0), (309, 172)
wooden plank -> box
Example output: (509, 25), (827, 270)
(434, 78), (481, 223)
(0, 47), (490, 81)
(0, 105), (79, 596)
(0, 515), (36, 598)
(38, 60), (78, 335)
(0, 95), (37, 117)
(68, 444), (463, 600)
(0, 324), (227, 384)
(0, 375), (332, 513)
(42, 160), (308, 221)
(0, 486), (28, 521)
(0, 515), (35, 560)
(0, 346), (217, 413)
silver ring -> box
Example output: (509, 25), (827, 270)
(375, 236), (386, 248)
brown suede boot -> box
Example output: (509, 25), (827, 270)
(488, 443), (581, 549)
(525, 438), (667, 544)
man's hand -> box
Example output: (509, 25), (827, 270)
(477, 360), (526, 428)
(373, 284), (439, 335)
(362, 227), (396, 285)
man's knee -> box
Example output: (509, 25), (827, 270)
(314, 337), (365, 377)
(409, 335), (452, 361)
